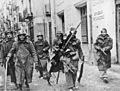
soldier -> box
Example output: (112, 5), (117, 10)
(6, 29), (38, 90)
(61, 27), (84, 91)
(34, 33), (50, 79)
(50, 31), (64, 72)
(94, 28), (113, 83)
(3, 31), (17, 88)
(0, 36), (4, 66)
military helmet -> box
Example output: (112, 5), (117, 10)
(5, 31), (13, 35)
(37, 32), (43, 37)
(70, 27), (76, 33)
(17, 29), (27, 36)
(56, 31), (62, 34)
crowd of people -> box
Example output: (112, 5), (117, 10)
(0, 27), (113, 91)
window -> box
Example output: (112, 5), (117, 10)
(80, 6), (88, 43)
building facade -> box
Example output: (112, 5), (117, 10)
(31, 0), (52, 43)
(54, 0), (117, 63)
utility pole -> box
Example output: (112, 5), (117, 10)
(88, 0), (94, 64)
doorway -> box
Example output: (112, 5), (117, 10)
(58, 12), (65, 34)
(80, 5), (88, 44)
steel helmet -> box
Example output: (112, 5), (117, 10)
(70, 27), (76, 33)
(17, 29), (27, 36)
(5, 31), (13, 35)
(56, 31), (61, 34)
(37, 32), (43, 37)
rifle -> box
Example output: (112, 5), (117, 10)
(61, 22), (81, 73)
(77, 56), (84, 82)
(63, 22), (81, 49)
(100, 49), (107, 55)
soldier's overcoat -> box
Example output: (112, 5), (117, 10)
(8, 40), (38, 85)
(3, 38), (16, 83)
(34, 40), (50, 70)
(94, 34), (113, 71)
(62, 37), (83, 88)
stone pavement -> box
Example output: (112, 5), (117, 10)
(0, 63), (120, 91)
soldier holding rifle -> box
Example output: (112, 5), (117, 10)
(60, 27), (84, 91)
(94, 28), (113, 83)
(34, 32), (50, 79)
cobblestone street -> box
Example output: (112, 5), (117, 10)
(0, 63), (120, 91)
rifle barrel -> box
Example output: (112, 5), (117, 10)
(63, 22), (81, 49)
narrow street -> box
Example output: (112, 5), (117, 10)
(0, 63), (120, 91)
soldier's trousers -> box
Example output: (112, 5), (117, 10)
(65, 70), (77, 89)
(99, 70), (108, 78)
(39, 58), (48, 77)
(8, 62), (16, 83)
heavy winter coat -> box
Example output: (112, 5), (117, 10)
(94, 34), (113, 71)
(34, 39), (50, 71)
(2, 38), (16, 83)
(62, 37), (83, 88)
(7, 40), (38, 84)
(50, 38), (64, 72)
(34, 39), (50, 58)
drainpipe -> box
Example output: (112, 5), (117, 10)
(88, 0), (94, 64)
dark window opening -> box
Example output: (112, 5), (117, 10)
(80, 6), (88, 44)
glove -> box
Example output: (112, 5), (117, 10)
(43, 48), (46, 51)
(6, 56), (10, 63)
(65, 49), (71, 52)
(0, 62), (3, 67)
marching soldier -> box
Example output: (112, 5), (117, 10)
(94, 28), (113, 83)
(3, 31), (17, 88)
(6, 29), (38, 90)
(0, 36), (4, 66)
(61, 27), (84, 91)
(50, 31), (64, 72)
(34, 33), (50, 79)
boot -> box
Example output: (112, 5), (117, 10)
(68, 87), (73, 91)
(39, 71), (43, 79)
(19, 84), (22, 90)
(25, 81), (30, 88)
(103, 77), (109, 83)
(13, 83), (19, 90)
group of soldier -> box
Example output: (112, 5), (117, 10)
(0, 27), (84, 91)
(0, 26), (113, 91)
(34, 27), (84, 91)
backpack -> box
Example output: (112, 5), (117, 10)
(16, 44), (30, 64)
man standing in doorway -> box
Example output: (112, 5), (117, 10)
(94, 28), (113, 83)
